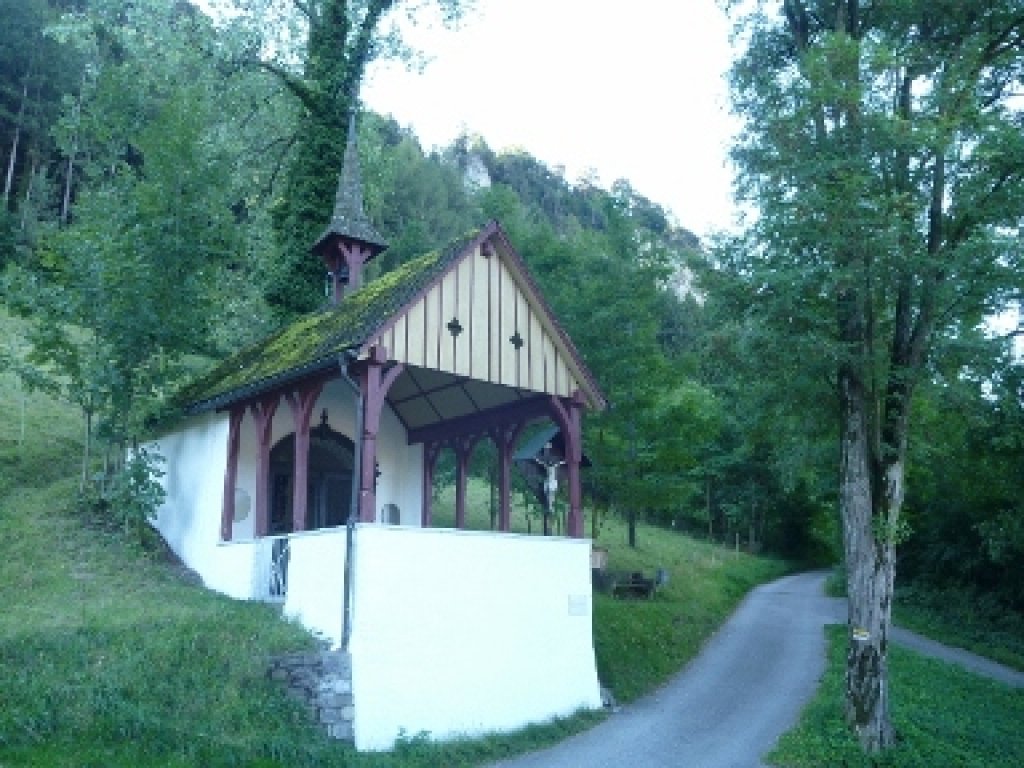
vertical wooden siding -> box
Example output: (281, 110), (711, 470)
(373, 246), (577, 397)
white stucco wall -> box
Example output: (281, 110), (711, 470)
(373, 389), (424, 525)
(348, 526), (602, 751)
(149, 411), (258, 599)
(149, 377), (424, 600)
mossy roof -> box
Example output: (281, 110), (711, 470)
(179, 230), (480, 413)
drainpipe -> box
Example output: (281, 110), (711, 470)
(338, 351), (362, 652)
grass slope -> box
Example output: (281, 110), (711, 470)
(592, 529), (785, 703)
(1, 308), (787, 765)
(767, 625), (1024, 768)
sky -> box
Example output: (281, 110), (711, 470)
(361, 0), (741, 239)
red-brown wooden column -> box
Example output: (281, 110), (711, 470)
(421, 441), (441, 527)
(326, 242), (373, 304)
(220, 406), (244, 541)
(340, 241), (372, 295)
(354, 346), (404, 522)
(250, 395), (279, 538)
(491, 423), (524, 532)
(453, 436), (473, 529)
(551, 393), (585, 538)
(286, 380), (324, 533)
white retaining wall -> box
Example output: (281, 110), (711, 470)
(349, 525), (602, 750)
(149, 389), (601, 753)
(283, 528), (349, 646)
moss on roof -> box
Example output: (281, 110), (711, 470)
(179, 231), (479, 412)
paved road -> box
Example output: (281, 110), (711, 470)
(491, 571), (845, 768)
(490, 571), (1024, 768)
(891, 626), (1024, 688)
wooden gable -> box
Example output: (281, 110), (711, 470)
(363, 229), (601, 408)
(177, 221), (604, 422)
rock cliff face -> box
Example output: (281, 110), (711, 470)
(669, 266), (703, 304)
(462, 151), (492, 191)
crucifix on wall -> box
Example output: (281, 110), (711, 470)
(533, 442), (565, 536)
(513, 425), (592, 537)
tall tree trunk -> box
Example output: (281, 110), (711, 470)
(81, 409), (93, 491)
(20, 156), (37, 230)
(706, 474), (713, 540)
(839, 367), (896, 751)
(262, 0), (399, 316)
(840, 110), (939, 753)
(826, 0), (899, 749)
(3, 80), (28, 207)
(61, 152), (75, 226)
(62, 76), (85, 226)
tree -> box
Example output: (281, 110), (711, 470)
(0, 0), (82, 250)
(239, 0), (468, 317)
(360, 114), (477, 275)
(694, 242), (838, 557)
(726, 0), (1024, 751)
(8, 0), (244, 480)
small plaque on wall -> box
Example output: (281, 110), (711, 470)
(567, 594), (590, 616)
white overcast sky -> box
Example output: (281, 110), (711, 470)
(362, 2), (1024, 342)
(193, 0), (741, 238)
(362, 0), (741, 239)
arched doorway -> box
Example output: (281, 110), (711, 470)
(269, 412), (355, 533)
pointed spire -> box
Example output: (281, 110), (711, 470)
(311, 113), (388, 258)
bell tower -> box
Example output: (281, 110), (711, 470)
(310, 115), (388, 304)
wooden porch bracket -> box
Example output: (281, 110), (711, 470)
(250, 395), (280, 538)
(353, 346), (404, 522)
(549, 392), (585, 538)
(285, 380), (325, 533)
(220, 406), (245, 541)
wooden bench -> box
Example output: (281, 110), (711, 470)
(593, 569), (658, 599)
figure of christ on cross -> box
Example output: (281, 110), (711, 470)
(533, 442), (565, 536)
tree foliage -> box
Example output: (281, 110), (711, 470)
(237, 0), (469, 317)
(726, 0), (1024, 751)
(3, 0), (245, 503)
(902, 343), (1024, 611)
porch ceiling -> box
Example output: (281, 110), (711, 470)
(387, 365), (538, 435)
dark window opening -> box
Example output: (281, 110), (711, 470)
(269, 421), (355, 534)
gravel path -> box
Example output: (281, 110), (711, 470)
(489, 571), (1023, 768)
